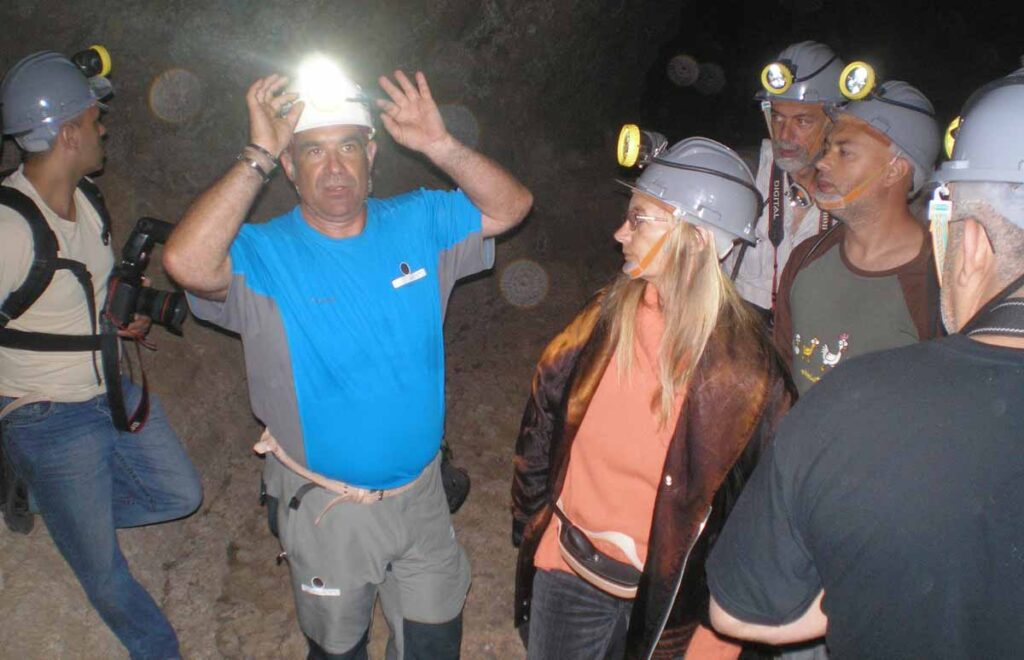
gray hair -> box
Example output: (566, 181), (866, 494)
(950, 181), (1024, 285)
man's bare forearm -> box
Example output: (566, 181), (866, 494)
(164, 159), (266, 300)
(422, 135), (533, 237)
(165, 75), (301, 301)
(710, 592), (827, 645)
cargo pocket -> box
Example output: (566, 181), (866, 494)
(259, 476), (280, 539)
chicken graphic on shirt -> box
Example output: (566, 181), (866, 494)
(820, 333), (850, 370)
(798, 336), (820, 363)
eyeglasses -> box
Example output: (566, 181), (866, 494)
(625, 209), (672, 230)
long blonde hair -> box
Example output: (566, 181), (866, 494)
(601, 220), (759, 426)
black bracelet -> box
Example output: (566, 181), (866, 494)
(236, 153), (271, 184)
(245, 142), (279, 167)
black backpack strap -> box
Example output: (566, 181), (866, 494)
(0, 187), (60, 328)
(76, 177), (111, 246)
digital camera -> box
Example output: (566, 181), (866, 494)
(105, 217), (187, 334)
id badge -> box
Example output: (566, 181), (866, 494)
(928, 185), (952, 286)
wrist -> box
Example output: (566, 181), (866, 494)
(420, 133), (460, 164)
(244, 142), (280, 171)
(236, 152), (272, 185)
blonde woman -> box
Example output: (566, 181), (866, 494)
(511, 138), (795, 659)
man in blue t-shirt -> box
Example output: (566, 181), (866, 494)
(164, 61), (532, 658)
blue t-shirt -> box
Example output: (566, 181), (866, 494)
(189, 189), (493, 488)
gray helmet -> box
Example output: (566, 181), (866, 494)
(756, 41), (846, 105)
(836, 80), (940, 194)
(620, 137), (762, 255)
(1, 51), (112, 152)
(933, 68), (1024, 187)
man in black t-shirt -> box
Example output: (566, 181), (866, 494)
(705, 71), (1024, 657)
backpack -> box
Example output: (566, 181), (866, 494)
(0, 176), (147, 432)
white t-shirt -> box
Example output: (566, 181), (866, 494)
(0, 166), (114, 401)
(726, 139), (830, 311)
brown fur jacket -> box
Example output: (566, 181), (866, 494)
(512, 292), (795, 658)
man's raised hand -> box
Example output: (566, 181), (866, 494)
(245, 75), (303, 158)
(376, 70), (451, 155)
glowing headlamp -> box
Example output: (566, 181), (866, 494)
(760, 62), (794, 95)
(944, 116), (962, 159)
(839, 61), (876, 100)
(296, 55), (363, 112)
(617, 124), (668, 168)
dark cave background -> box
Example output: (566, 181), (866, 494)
(0, 1), (1018, 657)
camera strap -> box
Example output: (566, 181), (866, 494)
(766, 164), (835, 309)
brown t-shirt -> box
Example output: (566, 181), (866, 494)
(773, 224), (941, 393)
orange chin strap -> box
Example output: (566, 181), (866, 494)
(815, 157), (896, 211)
(626, 230), (672, 279)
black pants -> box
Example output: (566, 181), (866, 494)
(307, 612), (463, 660)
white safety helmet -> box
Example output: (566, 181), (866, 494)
(291, 55), (374, 137)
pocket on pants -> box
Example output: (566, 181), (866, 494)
(2, 400), (55, 428)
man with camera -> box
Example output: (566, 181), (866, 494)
(0, 50), (202, 658)
(164, 60), (532, 658)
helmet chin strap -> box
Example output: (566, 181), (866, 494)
(625, 230), (671, 279)
(815, 156), (896, 211)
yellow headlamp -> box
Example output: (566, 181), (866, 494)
(617, 124), (641, 167)
(71, 45), (112, 78)
(944, 116), (962, 158)
(760, 62), (794, 95)
(839, 61), (876, 100)
(617, 124), (667, 169)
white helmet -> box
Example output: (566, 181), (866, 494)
(291, 55), (374, 137)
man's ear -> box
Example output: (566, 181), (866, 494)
(57, 121), (79, 152)
(883, 155), (911, 189)
(366, 139), (378, 169)
(280, 147), (295, 183)
(957, 218), (996, 288)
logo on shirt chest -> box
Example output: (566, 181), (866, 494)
(793, 331), (851, 385)
(391, 261), (427, 289)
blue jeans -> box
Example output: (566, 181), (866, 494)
(1, 379), (203, 659)
(527, 569), (633, 660)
